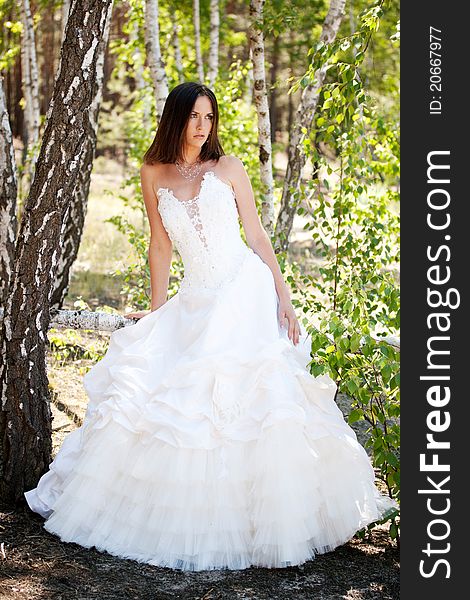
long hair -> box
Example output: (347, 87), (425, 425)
(143, 82), (225, 165)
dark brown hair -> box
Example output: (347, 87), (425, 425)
(142, 82), (225, 165)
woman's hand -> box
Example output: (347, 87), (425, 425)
(277, 296), (300, 346)
(125, 309), (152, 320)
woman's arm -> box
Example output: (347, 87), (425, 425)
(140, 164), (173, 311)
(226, 156), (300, 345)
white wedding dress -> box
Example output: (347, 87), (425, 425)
(25, 170), (396, 571)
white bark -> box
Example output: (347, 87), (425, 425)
(207, 0), (220, 87)
(61, 0), (71, 44)
(0, 307), (139, 333)
(144, 0), (169, 121)
(131, 21), (151, 127)
(20, 0), (40, 180)
(193, 0), (204, 82)
(244, 47), (254, 105)
(0, 76), (18, 305)
(275, 0), (346, 251)
(249, 0), (275, 236)
(171, 13), (184, 84)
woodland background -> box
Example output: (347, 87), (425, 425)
(0, 0), (399, 597)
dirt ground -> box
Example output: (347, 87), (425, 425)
(0, 503), (398, 600)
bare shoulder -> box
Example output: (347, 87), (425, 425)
(140, 162), (174, 193)
(219, 155), (245, 173)
(140, 162), (161, 181)
(216, 155), (247, 189)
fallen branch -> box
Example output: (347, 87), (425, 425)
(0, 307), (136, 333)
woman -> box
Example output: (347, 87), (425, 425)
(25, 82), (396, 572)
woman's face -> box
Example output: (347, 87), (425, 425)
(183, 95), (214, 155)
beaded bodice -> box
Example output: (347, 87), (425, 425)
(156, 170), (251, 293)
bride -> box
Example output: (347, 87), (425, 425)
(25, 81), (396, 572)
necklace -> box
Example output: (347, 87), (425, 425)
(175, 158), (203, 181)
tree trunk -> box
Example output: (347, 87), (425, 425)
(269, 34), (280, 144)
(0, 0), (115, 505)
(130, 18), (151, 127)
(0, 76), (18, 307)
(171, 14), (184, 84)
(193, 0), (205, 82)
(61, 0), (71, 43)
(20, 0), (41, 188)
(249, 0), (274, 236)
(207, 0), (220, 88)
(50, 11), (112, 311)
(144, 0), (169, 121)
(274, 0), (346, 252)
(0, 307), (139, 333)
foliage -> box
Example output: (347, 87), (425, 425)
(283, 0), (400, 540)
(0, 1), (21, 72)
(48, 328), (105, 365)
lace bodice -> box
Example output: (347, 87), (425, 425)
(156, 170), (252, 293)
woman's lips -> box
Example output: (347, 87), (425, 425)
(194, 135), (205, 138)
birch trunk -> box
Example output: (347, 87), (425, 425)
(130, 19), (151, 128)
(20, 0), (40, 184)
(50, 11), (112, 311)
(193, 0), (205, 82)
(274, 0), (346, 252)
(207, 0), (220, 88)
(249, 0), (274, 236)
(269, 34), (280, 144)
(0, 0), (115, 505)
(144, 0), (169, 122)
(61, 0), (71, 44)
(0, 76), (18, 307)
(171, 14), (184, 84)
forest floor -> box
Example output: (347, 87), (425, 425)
(0, 158), (399, 599)
(0, 504), (399, 600)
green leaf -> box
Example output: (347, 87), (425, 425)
(348, 409), (363, 424)
(350, 333), (361, 352)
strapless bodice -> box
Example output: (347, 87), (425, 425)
(156, 170), (252, 294)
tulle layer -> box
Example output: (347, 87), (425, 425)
(25, 251), (397, 571)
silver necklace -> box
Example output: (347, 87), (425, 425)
(175, 158), (203, 181)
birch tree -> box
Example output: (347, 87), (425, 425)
(171, 13), (184, 83)
(0, 0), (115, 505)
(144, 0), (169, 121)
(61, 0), (71, 43)
(274, 0), (346, 251)
(249, 0), (274, 236)
(20, 0), (40, 186)
(207, 0), (220, 88)
(193, 0), (204, 82)
(130, 17), (151, 127)
(50, 9), (112, 310)
(0, 76), (18, 307)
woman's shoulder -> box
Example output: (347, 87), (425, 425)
(217, 155), (246, 178)
(215, 156), (246, 190)
(140, 162), (172, 189)
(218, 155), (244, 168)
(140, 161), (164, 176)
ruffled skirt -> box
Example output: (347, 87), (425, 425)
(25, 250), (396, 571)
